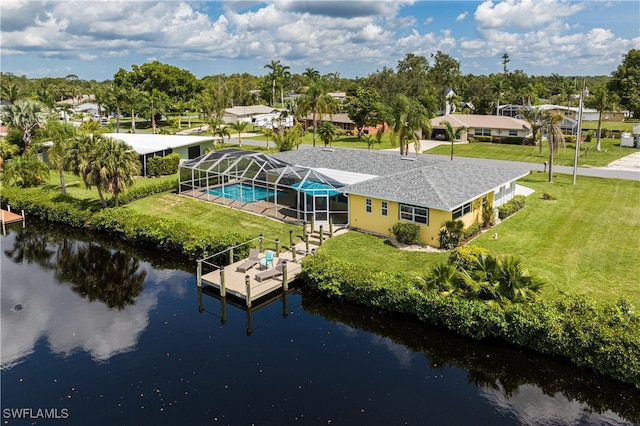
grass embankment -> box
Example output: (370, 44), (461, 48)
(426, 137), (636, 168)
(123, 192), (300, 247)
(321, 172), (640, 307)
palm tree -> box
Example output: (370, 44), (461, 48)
(90, 137), (141, 207)
(547, 114), (565, 182)
(317, 122), (337, 147)
(67, 134), (95, 191)
(123, 87), (145, 133)
(299, 81), (335, 147)
(214, 126), (231, 148)
(518, 106), (552, 154)
(1, 154), (50, 188)
(229, 120), (250, 148)
(442, 121), (467, 161)
(1, 83), (20, 104)
(261, 127), (273, 150)
(586, 85), (618, 151)
(303, 68), (320, 83)
(106, 84), (127, 133)
(1, 99), (49, 153)
(0, 139), (19, 171)
(388, 94), (431, 156)
(43, 120), (76, 195)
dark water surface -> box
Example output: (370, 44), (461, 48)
(1, 224), (638, 425)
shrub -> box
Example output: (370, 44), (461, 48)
(497, 195), (526, 220)
(492, 137), (502, 144)
(475, 136), (493, 143)
(147, 156), (163, 177)
(565, 134), (576, 144)
(462, 221), (482, 241)
(543, 192), (557, 200)
(502, 136), (524, 145)
(392, 222), (420, 245)
(163, 153), (181, 175)
(439, 220), (464, 249)
(448, 246), (489, 271)
(111, 175), (178, 206)
(482, 203), (496, 228)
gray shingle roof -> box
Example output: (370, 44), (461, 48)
(343, 161), (529, 211)
(272, 147), (441, 176)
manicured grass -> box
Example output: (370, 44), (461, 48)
(123, 192), (302, 247)
(319, 172), (640, 307)
(581, 121), (634, 132)
(426, 137), (636, 167)
(318, 231), (449, 274)
(471, 172), (640, 306)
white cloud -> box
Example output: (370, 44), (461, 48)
(456, 12), (468, 22)
(474, 0), (585, 30)
(424, 16), (434, 25)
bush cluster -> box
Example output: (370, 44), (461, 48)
(147, 153), (181, 177)
(543, 192), (558, 200)
(0, 186), (248, 259)
(301, 253), (640, 388)
(113, 175), (179, 206)
(500, 136), (525, 145)
(474, 136), (493, 143)
(462, 221), (482, 241)
(497, 195), (526, 220)
(392, 222), (420, 245)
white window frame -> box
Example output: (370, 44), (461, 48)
(366, 198), (372, 213)
(381, 201), (388, 216)
(452, 202), (472, 219)
(400, 204), (428, 224)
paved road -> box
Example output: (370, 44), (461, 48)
(226, 136), (640, 182)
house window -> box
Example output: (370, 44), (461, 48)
(400, 204), (428, 224)
(381, 201), (388, 216)
(508, 130), (518, 136)
(366, 199), (372, 213)
(474, 128), (491, 136)
(452, 202), (472, 219)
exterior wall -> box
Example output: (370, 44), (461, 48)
(348, 192), (497, 247)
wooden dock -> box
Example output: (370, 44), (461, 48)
(1, 206), (25, 235)
(198, 246), (305, 307)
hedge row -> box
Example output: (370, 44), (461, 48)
(113, 175), (179, 206)
(301, 253), (640, 388)
(0, 186), (249, 259)
(497, 195), (526, 220)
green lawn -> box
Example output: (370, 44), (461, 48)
(123, 192), (301, 248)
(426, 137), (636, 167)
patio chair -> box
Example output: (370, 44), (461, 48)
(259, 250), (274, 269)
(255, 258), (284, 282)
(235, 248), (260, 272)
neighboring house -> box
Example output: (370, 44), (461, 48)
(102, 133), (215, 176)
(178, 147), (528, 247)
(431, 114), (530, 142)
(501, 104), (630, 123)
(437, 88), (457, 116)
(74, 102), (105, 118)
(301, 113), (383, 136)
(223, 105), (280, 124)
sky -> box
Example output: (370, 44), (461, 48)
(1, 0), (639, 82)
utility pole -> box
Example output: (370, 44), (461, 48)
(572, 80), (586, 185)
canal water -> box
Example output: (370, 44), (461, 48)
(1, 223), (638, 425)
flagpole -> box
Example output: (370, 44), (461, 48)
(572, 80), (585, 185)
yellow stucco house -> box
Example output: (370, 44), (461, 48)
(180, 147), (529, 248)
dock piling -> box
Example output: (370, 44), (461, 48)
(291, 244), (296, 261)
(196, 260), (202, 288)
(289, 230), (293, 248)
(275, 239), (280, 257)
(245, 275), (251, 308)
(259, 234), (263, 252)
(220, 268), (226, 297)
(282, 261), (288, 292)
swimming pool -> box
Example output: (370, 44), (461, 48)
(202, 183), (280, 203)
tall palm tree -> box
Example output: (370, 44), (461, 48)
(442, 121), (467, 161)
(229, 120), (250, 148)
(264, 60), (290, 107)
(518, 106), (552, 154)
(388, 94), (431, 156)
(299, 81), (335, 147)
(547, 114), (565, 182)
(90, 137), (141, 207)
(1, 99), (49, 153)
(1, 83), (20, 104)
(303, 68), (320, 83)
(123, 87), (145, 133)
(106, 84), (127, 133)
(43, 120), (76, 195)
(585, 85), (618, 151)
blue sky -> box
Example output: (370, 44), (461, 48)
(1, 1), (638, 81)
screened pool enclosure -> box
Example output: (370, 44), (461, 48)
(179, 149), (348, 226)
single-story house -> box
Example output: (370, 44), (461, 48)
(178, 147), (528, 247)
(301, 113), (383, 136)
(431, 114), (530, 142)
(103, 133), (215, 176)
(223, 105), (281, 124)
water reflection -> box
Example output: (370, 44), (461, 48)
(301, 292), (640, 425)
(1, 227), (171, 369)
